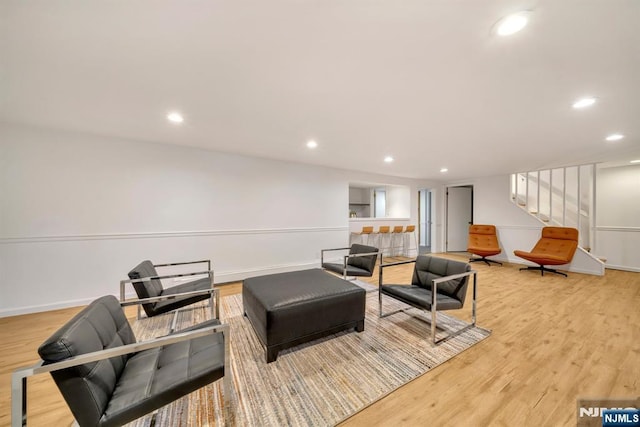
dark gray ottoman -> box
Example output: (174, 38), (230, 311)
(243, 269), (366, 363)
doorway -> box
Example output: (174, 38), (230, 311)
(418, 189), (432, 254)
(446, 185), (473, 252)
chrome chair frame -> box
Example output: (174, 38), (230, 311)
(11, 299), (231, 427)
(120, 259), (218, 327)
(320, 247), (382, 280)
(378, 259), (477, 345)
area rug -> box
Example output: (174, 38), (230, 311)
(351, 278), (378, 293)
(128, 291), (491, 426)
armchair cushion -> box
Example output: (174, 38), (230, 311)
(411, 256), (471, 304)
(128, 260), (164, 299)
(346, 244), (378, 273)
(380, 285), (463, 311)
(152, 276), (213, 316)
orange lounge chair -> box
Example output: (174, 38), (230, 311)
(467, 224), (502, 266)
(514, 226), (579, 277)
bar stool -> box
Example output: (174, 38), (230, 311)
(403, 225), (418, 256)
(375, 226), (391, 257)
(390, 225), (404, 256)
(350, 226), (374, 245)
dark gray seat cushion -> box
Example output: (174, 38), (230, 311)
(128, 260), (212, 317)
(38, 295), (225, 427)
(322, 243), (379, 277)
(381, 256), (471, 312)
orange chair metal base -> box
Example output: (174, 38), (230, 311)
(519, 265), (567, 277)
(469, 256), (503, 266)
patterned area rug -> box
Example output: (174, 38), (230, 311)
(128, 291), (490, 426)
(351, 279), (378, 293)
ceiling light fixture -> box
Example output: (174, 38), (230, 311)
(440, 168), (448, 173)
(167, 112), (184, 124)
(572, 97), (596, 109)
(631, 160), (640, 164)
(495, 12), (530, 36)
(384, 156), (394, 163)
(306, 140), (318, 149)
(605, 134), (625, 142)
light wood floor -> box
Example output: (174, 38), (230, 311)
(1, 254), (638, 426)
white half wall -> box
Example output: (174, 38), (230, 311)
(0, 123), (420, 316)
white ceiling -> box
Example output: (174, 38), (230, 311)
(2, 0), (639, 181)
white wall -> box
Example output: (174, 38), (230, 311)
(385, 185), (411, 218)
(595, 164), (640, 272)
(0, 123), (419, 316)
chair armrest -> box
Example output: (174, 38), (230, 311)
(119, 270), (214, 301)
(320, 247), (351, 264)
(342, 251), (381, 267)
(119, 288), (217, 307)
(122, 270), (212, 284)
(379, 259), (417, 287)
(11, 323), (229, 427)
(154, 259), (211, 271)
(431, 270), (477, 312)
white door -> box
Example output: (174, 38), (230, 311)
(446, 186), (472, 252)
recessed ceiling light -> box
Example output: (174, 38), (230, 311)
(605, 134), (625, 142)
(631, 160), (640, 164)
(440, 168), (448, 173)
(306, 140), (318, 149)
(384, 156), (394, 163)
(495, 12), (530, 36)
(572, 97), (596, 109)
(167, 112), (184, 123)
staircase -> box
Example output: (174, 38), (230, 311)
(510, 164), (596, 251)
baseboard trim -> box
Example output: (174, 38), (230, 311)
(604, 264), (640, 273)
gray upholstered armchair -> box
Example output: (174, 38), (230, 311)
(121, 259), (218, 326)
(11, 295), (231, 427)
(379, 255), (478, 344)
(321, 244), (381, 280)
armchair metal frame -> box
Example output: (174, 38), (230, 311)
(11, 297), (231, 427)
(321, 247), (382, 280)
(120, 259), (218, 329)
(378, 259), (477, 345)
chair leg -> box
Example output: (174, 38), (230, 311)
(431, 309), (437, 345)
(169, 310), (179, 333)
(11, 371), (27, 427)
(519, 265), (568, 277)
(222, 326), (232, 410)
(469, 256), (503, 266)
